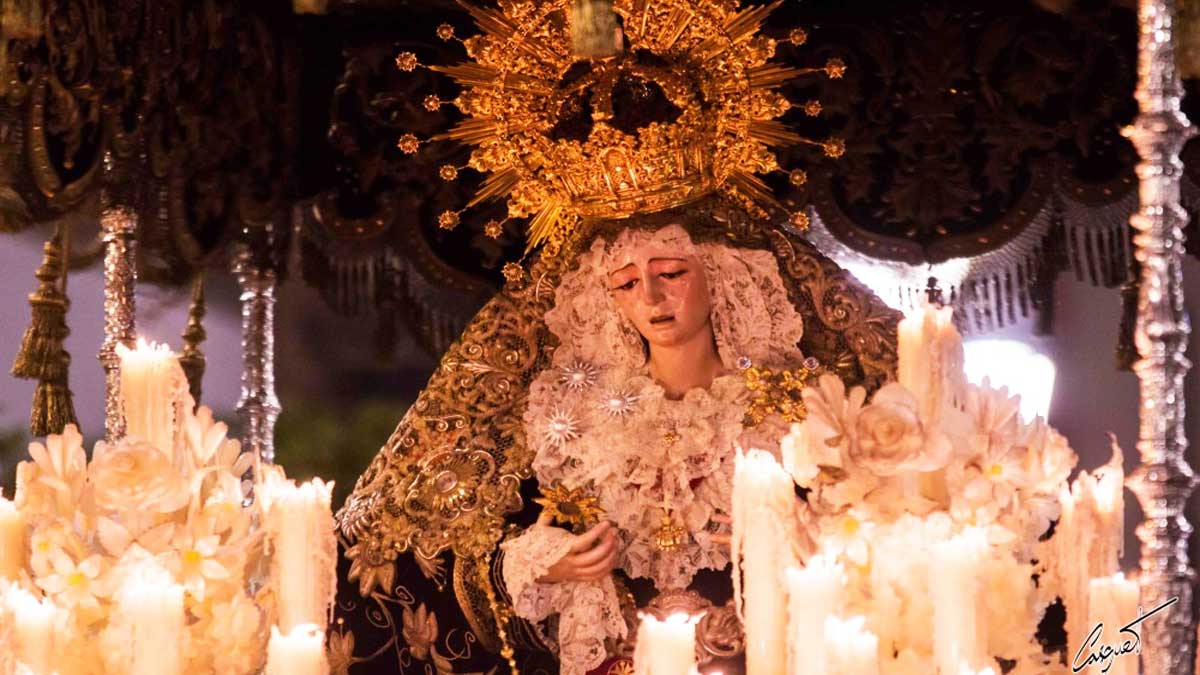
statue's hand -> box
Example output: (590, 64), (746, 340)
(537, 521), (620, 583)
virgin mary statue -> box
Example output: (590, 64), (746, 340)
(329, 2), (900, 674)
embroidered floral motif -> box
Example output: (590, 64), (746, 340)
(401, 603), (439, 660)
(406, 446), (498, 520)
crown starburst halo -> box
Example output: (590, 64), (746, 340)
(398, 0), (844, 261)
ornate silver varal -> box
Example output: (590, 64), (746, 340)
(1122, 1), (1198, 673)
(232, 247), (281, 464)
(98, 201), (138, 442)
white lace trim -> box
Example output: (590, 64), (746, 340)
(501, 525), (626, 675)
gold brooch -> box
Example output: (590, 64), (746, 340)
(742, 357), (824, 426)
(654, 513), (688, 551)
(534, 483), (605, 532)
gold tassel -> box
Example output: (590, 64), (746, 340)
(11, 228), (69, 381)
(13, 222), (78, 436)
(29, 354), (77, 437)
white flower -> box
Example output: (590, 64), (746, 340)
(818, 508), (872, 566)
(541, 407), (581, 447)
(801, 373), (866, 455)
(183, 405), (241, 470)
(851, 384), (951, 476)
(814, 469), (881, 512)
(558, 360), (599, 392)
(202, 472), (249, 537)
(89, 437), (191, 515)
(36, 551), (110, 619)
(978, 449), (1028, 488)
(963, 380), (1022, 459)
(597, 386), (640, 418)
(29, 522), (86, 577)
(19, 424), (87, 515)
(168, 534), (232, 602)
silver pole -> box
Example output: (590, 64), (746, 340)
(1122, 1), (1198, 673)
(232, 246), (281, 464)
(98, 199), (138, 442)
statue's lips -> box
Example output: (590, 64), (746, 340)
(649, 314), (675, 325)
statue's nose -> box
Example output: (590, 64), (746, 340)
(640, 277), (667, 305)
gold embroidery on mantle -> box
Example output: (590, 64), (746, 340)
(337, 197), (902, 598)
(454, 554), (502, 655)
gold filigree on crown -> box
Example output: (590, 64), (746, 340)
(397, 0), (844, 257)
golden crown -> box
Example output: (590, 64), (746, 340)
(396, 0), (844, 262)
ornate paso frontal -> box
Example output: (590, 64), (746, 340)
(397, 0), (844, 257)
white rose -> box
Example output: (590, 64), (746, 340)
(851, 384), (943, 476)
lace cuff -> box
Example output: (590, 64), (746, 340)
(500, 525), (627, 675)
(501, 524), (577, 621)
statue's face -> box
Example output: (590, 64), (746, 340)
(606, 237), (712, 350)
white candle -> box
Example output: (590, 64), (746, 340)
(930, 528), (986, 675)
(632, 613), (698, 675)
(732, 450), (797, 675)
(1056, 485), (1090, 663)
(117, 339), (189, 460)
(5, 586), (57, 673)
(115, 570), (186, 675)
(1058, 447), (1127, 661)
(262, 477), (337, 632)
(0, 496), (24, 580)
(898, 303), (964, 426)
(824, 616), (879, 675)
(266, 624), (329, 675)
(786, 556), (842, 675)
(1090, 445), (1125, 576)
(1086, 573), (1139, 675)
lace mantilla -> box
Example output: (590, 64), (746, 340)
(544, 225), (805, 373)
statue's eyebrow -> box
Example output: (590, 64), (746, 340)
(607, 257), (687, 277)
(607, 263), (637, 277)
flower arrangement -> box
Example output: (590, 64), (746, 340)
(0, 340), (336, 675)
(724, 305), (1131, 675)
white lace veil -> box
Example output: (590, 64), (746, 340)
(542, 224), (806, 375)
